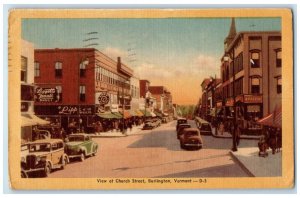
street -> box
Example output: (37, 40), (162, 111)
(48, 120), (257, 178)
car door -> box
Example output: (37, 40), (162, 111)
(51, 142), (63, 165)
(84, 136), (92, 155)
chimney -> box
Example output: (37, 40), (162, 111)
(117, 57), (121, 70)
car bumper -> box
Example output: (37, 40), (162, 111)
(184, 143), (202, 147)
(23, 167), (45, 174)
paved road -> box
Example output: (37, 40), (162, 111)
(49, 120), (257, 178)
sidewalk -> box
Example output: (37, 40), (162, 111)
(90, 125), (143, 138)
(211, 127), (260, 140)
(230, 147), (282, 177)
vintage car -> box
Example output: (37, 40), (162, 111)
(198, 122), (212, 135)
(65, 133), (98, 161)
(179, 128), (203, 150)
(176, 118), (188, 131)
(21, 139), (69, 177)
(142, 121), (155, 130)
(176, 123), (191, 139)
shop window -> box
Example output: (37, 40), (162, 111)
(21, 56), (27, 82)
(276, 50), (282, 68)
(251, 78), (260, 94)
(34, 62), (40, 77)
(55, 62), (62, 78)
(79, 85), (86, 102)
(56, 85), (62, 102)
(277, 78), (282, 94)
(250, 51), (260, 68)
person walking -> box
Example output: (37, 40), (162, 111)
(219, 122), (225, 135)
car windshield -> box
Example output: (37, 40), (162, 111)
(68, 136), (84, 142)
(185, 131), (198, 137)
(178, 120), (187, 124)
(29, 143), (51, 152)
(201, 124), (211, 131)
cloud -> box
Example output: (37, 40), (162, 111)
(135, 53), (220, 105)
(102, 47), (128, 60)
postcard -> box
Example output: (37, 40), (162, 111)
(8, 8), (294, 190)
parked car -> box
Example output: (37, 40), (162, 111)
(177, 123), (191, 139)
(142, 122), (155, 130)
(21, 139), (69, 177)
(179, 128), (203, 150)
(199, 122), (212, 135)
(65, 133), (98, 161)
(152, 118), (161, 127)
(176, 118), (188, 131)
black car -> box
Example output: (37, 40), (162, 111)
(176, 118), (188, 131)
(177, 124), (191, 139)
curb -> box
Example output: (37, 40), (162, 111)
(211, 128), (260, 140)
(229, 151), (255, 177)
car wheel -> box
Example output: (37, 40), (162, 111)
(43, 163), (51, 177)
(80, 152), (85, 162)
(92, 148), (98, 156)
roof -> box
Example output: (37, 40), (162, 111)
(201, 78), (211, 87)
(225, 31), (281, 53)
(148, 86), (165, 94)
(183, 128), (200, 132)
(30, 138), (64, 144)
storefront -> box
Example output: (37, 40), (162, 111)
(34, 105), (96, 133)
(235, 94), (263, 135)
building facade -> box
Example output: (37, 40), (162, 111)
(34, 48), (133, 131)
(220, 18), (281, 132)
(148, 86), (173, 114)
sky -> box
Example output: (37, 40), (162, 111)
(22, 17), (281, 105)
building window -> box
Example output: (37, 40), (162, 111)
(55, 62), (62, 78)
(276, 50), (282, 68)
(251, 78), (260, 94)
(56, 86), (62, 102)
(79, 85), (86, 102)
(21, 56), (27, 82)
(80, 61), (87, 77)
(250, 51), (260, 68)
(277, 78), (282, 94)
(34, 62), (40, 77)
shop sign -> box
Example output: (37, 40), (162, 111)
(95, 92), (110, 105)
(58, 105), (94, 115)
(235, 95), (244, 103)
(216, 102), (223, 108)
(34, 105), (95, 115)
(244, 95), (263, 103)
(225, 98), (234, 106)
(111, 104), (119, 113)
(35, 87), (58, 102)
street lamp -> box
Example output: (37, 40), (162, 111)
(224, 50), (238, 152)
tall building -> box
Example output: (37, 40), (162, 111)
(148, 86), (173, 114)
(33, 48), (133, 131)
(21, 39), (49, 142)
(220, 18), (281, 130)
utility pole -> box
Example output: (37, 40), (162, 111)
(231, 48), (238, 152)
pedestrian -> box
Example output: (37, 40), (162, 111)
(128, 120), (133, 131)
(219, 122), (225, 135)
(236, 125), (241, 146)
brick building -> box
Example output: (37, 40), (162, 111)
(33, 48), (133, 131)
(148, 86), (173, 114)
(220, 18), (281, 132)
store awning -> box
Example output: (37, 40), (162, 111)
(129, 110), (137, 117)
(97, 112), (121, 119)
(135, 110), (144, 117)
(154, 112), (163, 117)
(141, 110), (152, 117)
(122, 110), (132, 119)
(257, 106), (281, 128)
(112, 112), (123, 119)
(21, 114), (50, 127)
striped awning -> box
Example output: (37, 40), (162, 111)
(257, 105), (281, 128)
(22, 114), (50, 127)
